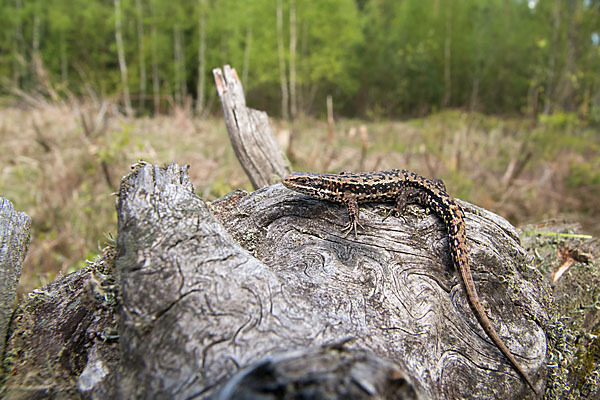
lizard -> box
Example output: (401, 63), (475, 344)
(282, 169), (538, 394)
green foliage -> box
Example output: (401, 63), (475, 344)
(567, 158), (600, 188)
(97, 123), (134, 164)
(539, 112), (580, 130)
(0, 0), (599, 118)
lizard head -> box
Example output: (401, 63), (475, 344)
(282, 171), (342, 201)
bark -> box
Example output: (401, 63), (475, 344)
(215, 344), (421, 400)
(1, 249), (119, 399)
(113, 163), (427, 399)
(213, 65), (290, 189)
(276, 0), (289, 120)
(114, 0), (134, 117)
(135, 0), (147, 112)
(0, 198), (30, 356)
(212, 182), (548, 400)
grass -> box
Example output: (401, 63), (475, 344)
(0, 102), (598, 296)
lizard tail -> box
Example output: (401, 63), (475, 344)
(452, 233), (538, 395)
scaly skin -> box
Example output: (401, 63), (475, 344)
(282, 169), (537, 394)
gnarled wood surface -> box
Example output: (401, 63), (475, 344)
(2, 163), (550, 399)
(0, 198), (30, 356)
(114, 163), (546, 399)
(115, 163), (421, 399)
(212, 175), (549, 399)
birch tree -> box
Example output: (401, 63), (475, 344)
(289, 0), (297, 120)
(150, 0), (160, 114)
(276, 0), (289, 120)
(114, 0), (133, 116)
(173, 24), (185, 106)
(135, 0), (147, 112)
(196, 0), (207, 114)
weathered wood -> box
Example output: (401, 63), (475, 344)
(212, 179), (549, 399)
(213, 65), (291, 189)
(0, 198), (31, 356)
(113, 162), (424, 399)
(1, 247), (119, 399)
(215, 344), (422, 400)
(113, 162), (546, 399)
(2, 163), (554, 399)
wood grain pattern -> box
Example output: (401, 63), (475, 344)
(282, 169), (539, 394)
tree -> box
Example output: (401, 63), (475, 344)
(135, 0), (147, 113)
(114, 0), (133, 116)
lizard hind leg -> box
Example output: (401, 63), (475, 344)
(387, 186), (423, 221)
(383, 186), (434, 225)
(341, 196), (364, 238)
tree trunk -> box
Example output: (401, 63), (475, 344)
(12, 0), (24, 86)
(31, 0), (42, 90)
(289, 0), (297, 120)
(276, 0), (289, 120)
(196, 0), (207, 115)
(242, 26), (252, 89)
(544, 0), (562, 114)
(18, 159), (600, 398)
(114, 0), (133, 116)
(442, 5), (452, 108)
(553, 0), (580, 112)
(135, 0), (147, 112)
(173, 25), (185, 106)
(60, 32), (68, 82)
(151, 0), (160, 114)
(32, 8), (40, 55)
(469, 9), (483, 112)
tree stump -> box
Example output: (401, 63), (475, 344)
(1, 163), (551, 399)
(115, 162), (547, 399)
(0, 198), (31, 356)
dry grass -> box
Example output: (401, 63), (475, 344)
(0, 101), (252, 295)
(287, 111), (599, 235)
(1, 103), (598, 296)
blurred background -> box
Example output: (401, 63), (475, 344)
(0, 0), (598, 294)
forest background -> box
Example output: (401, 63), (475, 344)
(0, 0), (599, 293)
